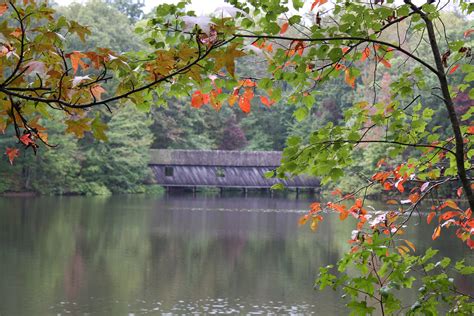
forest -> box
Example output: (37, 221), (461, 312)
(0, 0), (470, 196)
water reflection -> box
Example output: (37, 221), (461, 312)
(0, 194), (471, 315)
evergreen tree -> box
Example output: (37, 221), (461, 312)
(81, 104), (153, 193)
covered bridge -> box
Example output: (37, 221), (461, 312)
(149, 149), (319, 189)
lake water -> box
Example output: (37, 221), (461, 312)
(0, 194), (472, 315)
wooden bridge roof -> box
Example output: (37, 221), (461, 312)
(149, 149), (282, 167)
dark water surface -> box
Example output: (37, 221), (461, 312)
(0, 194), (472, 315)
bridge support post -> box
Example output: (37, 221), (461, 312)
(296, 187), (300, 198)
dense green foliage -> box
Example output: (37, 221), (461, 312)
(0, 1), (470, 198)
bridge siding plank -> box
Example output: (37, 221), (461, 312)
(151, 165), (319, 188)
(149, 149), (282, 167)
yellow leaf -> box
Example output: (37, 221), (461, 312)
(310, 217), (319, 231)
(210, 43), (246, 78)
(65, 118), (92, 138)
(404, 240), (416, 252)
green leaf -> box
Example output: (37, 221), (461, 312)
(271, 183), (285, 190)
(294, 107), (308, 121)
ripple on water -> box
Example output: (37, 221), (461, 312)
(50, 297), (317, 315)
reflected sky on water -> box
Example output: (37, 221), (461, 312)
(0, 194), (472, 315)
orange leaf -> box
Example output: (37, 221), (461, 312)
(396, 180), (405, 193)
(310, 202), (321, 213)
(386, 199), (398, 205)
(456, 187), (463, 198)
(440, 199), (460, 210)
(432, 225), (441, 240)
(378, 57), (391, 68)
(427, 211), (436, 224)
(280, 22), (289, 35)
(449, 64), (459, 74)
(5, 147), (19, 165)
(344, 69), (356, 88)
(0, 3), (8, 16)
(298, 214), (309, 226)
(439, 211), (461, 221)
(241, 79), (256, 87)
(260, 96), (275, 107)
(191, 91), (209, 108)
(467, 126), (474, 134)
(339, 211), (349, 220)
(355, 198), (363, 208)
(10, 28), (22, 38)
(90, 84), (106, 101)
(66, 51), (89, 74)
(238, 95), (251, 113)
(383, 182), (392, 190)
(310, 0), (328, 11)
(465, 208), (472, 219)
(408, 192), (420, 204)
(361, 47), (370, 61)
(331, 188), (343, 196)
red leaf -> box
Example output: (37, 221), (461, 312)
(432, 225), (441, 240)
(449, 64), (459, 74)
(427, 211), (436, 224)
(19, 133), (34, 146)
(464, 29), (474, 38)
(467, 238), (474, 249)
(191, 91), (209, 108)
(238, 95), (251, 113)
(456, 187), (463, 198)
(361, 47), (370, 61)
(5, 147), (19, 165)
(0, 3), (8, 16)
(280, 22), (289, 35)
(260, 96), (275, 107)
